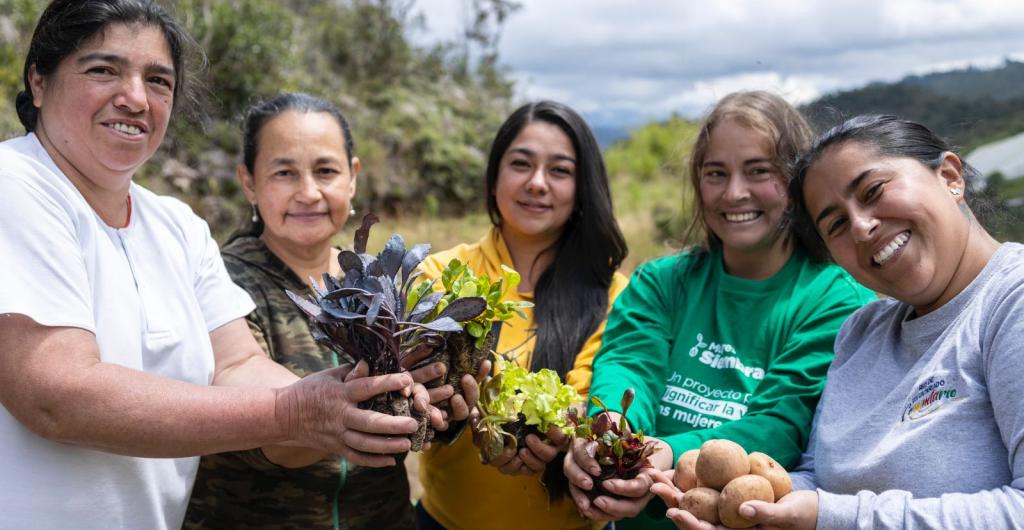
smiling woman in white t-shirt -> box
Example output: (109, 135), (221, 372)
(0, 2), (433, 529)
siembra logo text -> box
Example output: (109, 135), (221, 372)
(687, 333), (764, 380)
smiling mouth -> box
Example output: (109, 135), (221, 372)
(106, 122), (144, 136)
(518, 201), (551, 211)
(873, 231), (910, 266)
(723, 212), (761, 223)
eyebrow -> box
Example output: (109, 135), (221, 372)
(508, 147), (576, 164)
(77, 52), (175, 78)
(702, 157), (774, 168)
(813, 168), (875, 228)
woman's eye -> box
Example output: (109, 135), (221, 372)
(87, 66), (116, 76)
(316, 168), (340, 179)
(749, 167), (774, 179)
(510, 159), (530, 169)
(148, 76), (173, 89)
(551, 166), (573, 177)
(863, 182), (883, 201)
(827, 217), (847, 237)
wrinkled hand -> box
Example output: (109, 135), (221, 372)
(275, 360), (419, 467)
(487, 423), (568, 475)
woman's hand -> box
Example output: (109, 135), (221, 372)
(655, 484), (818, 530)
(731, 490), (818, 530)
(274, 360), (422, 467)
(486, 424), (569, 475)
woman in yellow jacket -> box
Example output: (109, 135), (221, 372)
(416, 100), (630, 529)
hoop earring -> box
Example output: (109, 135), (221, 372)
(251, 203), (259, 223)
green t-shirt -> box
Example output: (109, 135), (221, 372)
(589, 247), (875, 530)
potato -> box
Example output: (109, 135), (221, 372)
(673, 449), (702, 491)
(695, 439), (749, 489)
(718, 474), (774, 529)
(748, 452), (793, 501)
(680, 486), (720, 524)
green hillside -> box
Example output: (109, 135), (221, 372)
(802, 60), (1024, 152)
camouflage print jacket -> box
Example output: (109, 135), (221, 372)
(184, 236), (414, 530)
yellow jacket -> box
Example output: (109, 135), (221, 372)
(418, 227), (629, 530)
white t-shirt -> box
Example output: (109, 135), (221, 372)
(0, 134), (255, 529)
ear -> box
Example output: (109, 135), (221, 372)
(27, 64), (45, 108)
(348, 156), (360, 200)
(936, 151), (965, 196)
(236, 163), (257, 204)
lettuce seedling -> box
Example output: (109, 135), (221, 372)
(475, 358), (581, 464)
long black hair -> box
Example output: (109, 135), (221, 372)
(790, 115), (989, 261)
(16, 0), (202, 132)
(230, 92), (355, 242)
(486, 101), (628, 380)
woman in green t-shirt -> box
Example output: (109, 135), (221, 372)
(564, 91), (875, 530)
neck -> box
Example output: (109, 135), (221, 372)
(34, 126), (131, 227)
(500, 226), (560, 292)
(721, 236), (794, 280)
(914, 222), (1001, 316)
(261, 234), (338, 288)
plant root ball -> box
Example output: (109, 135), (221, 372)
(695, 439), (749, 490)
(680, 486), (720, 524)
(673, 449), (702, 492)
(718, 474), (774, 529)
(748, 452), (793, 501)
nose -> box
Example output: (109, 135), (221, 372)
(849, 211), (878, 243)
(722, 173), (750, 202)
(524, 166), (548, 195)
(113, 76), (149, 113)
(295, 172), (322, 203)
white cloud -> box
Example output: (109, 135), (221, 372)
(412, 0), (1024, 125)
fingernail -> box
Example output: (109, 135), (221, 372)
(739, 504), (755, 517)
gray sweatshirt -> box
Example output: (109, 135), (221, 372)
(790, 243), (1024, 529)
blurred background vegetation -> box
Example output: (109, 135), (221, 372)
(1, 0), (1021, 273)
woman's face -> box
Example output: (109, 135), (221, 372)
(699, 119), (790, 262)
(803, 141), (968, 309)
(242, 110), (358, 252)
(495, 121), (577, 246)
(29, 23), (175, 190)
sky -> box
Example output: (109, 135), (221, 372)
(411, 0), (1024, 127)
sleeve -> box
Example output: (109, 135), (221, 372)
(0, 171), (94, 331)
(658, 273), (872, 466)
(815, 282), (1024, 530)
(565, 273), (629, 397)
(588, 261), (676, 435)
(187, 216), (255, 332)
(789, 398), (822, 491)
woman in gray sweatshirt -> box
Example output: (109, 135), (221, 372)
(656, 115), (1024, 529)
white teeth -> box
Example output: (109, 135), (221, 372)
(873, 232), (909, 265)
(724, 212), (759, 222)
(111, 123), (142, 135)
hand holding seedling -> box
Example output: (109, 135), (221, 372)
(274, 360), (422, 467)
(564, 389), (670, 521)
(489, 423), (569, 475)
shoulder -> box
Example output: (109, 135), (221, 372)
(832, 298), (903, 363)
(421, 238), (487, 279)
(790, 254), (876, 307)
(632, 249), (709, 287)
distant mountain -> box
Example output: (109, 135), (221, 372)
(801, 60), (1024, 152)
(591, 124), (632, 149)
